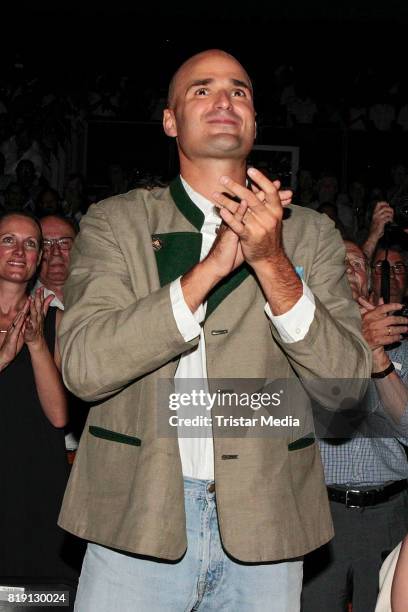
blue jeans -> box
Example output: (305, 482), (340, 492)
(74, 477), (303, 611)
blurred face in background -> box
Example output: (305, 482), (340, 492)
(37, 190), (60, 216)
(16, 160), (35, 188)
(344, 240), (369, 301)
(298, 169), (313, 192)
(372, 249), (408, 304)
(317, 175), (338, 204)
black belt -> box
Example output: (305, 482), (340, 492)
(327, 479), (407, 508)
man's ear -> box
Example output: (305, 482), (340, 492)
(254, 120), (257, 140)
(163, 109), (177, 138)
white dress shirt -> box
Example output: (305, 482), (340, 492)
(170, 176), (315, 479)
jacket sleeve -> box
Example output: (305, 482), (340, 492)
(59, 202), (199, 401)
(268, 212), (372, 408)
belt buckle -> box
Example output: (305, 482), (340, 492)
(345, 488), (361, 508)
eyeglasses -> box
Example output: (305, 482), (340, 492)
(372, 261), (407, 275)
(42, 237), (74, 251)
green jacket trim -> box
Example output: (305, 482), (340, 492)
(152, 232), (202, 287)
(89, 426), (142, 447)
(161, 176), (252, 318)
(169, 175), (205, 231)
(288, 434), (315, 452)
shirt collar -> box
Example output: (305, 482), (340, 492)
(33, 279), (64, 310)
(180, 175), (220, 219)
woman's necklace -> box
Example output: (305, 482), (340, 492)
(0, 322), (14, 333)
(0, 301), (25, 333)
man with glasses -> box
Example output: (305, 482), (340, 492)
(34, 215), (77, 309)
(372, 247), (408, 305)
(303, 240), (408, 612)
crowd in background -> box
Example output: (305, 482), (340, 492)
(0, 51), (408, 238)
(2, 52), (407, 129)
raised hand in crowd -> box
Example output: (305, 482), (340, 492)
(363, 201), (394, 262)
(358, 297), (408, 353)
(358, 295), (408, 423)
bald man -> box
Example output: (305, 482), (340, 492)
(58, 50), (370, 611)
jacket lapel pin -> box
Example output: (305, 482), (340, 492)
(151, 236), (164, 251)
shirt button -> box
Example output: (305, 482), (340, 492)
(296, 328), (301, 334)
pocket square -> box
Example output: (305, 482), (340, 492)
(295, 265), (304, 280)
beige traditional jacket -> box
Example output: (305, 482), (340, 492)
(58, 177), (371, 562)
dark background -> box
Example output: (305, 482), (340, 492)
(1, 2), (406, 190)
(1, 2), (406, 88)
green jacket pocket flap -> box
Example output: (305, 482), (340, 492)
(89, 426), (141, 446)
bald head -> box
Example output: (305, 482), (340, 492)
(167, 49), (253, 109)
(163, 48), (256, 168)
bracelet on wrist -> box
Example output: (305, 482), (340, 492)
(371, 362), (395, 379)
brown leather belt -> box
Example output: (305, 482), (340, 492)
(327, 479), (407, 508)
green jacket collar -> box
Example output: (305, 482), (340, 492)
(155, 176), (252, 319)
(169, 176), (205, 231)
